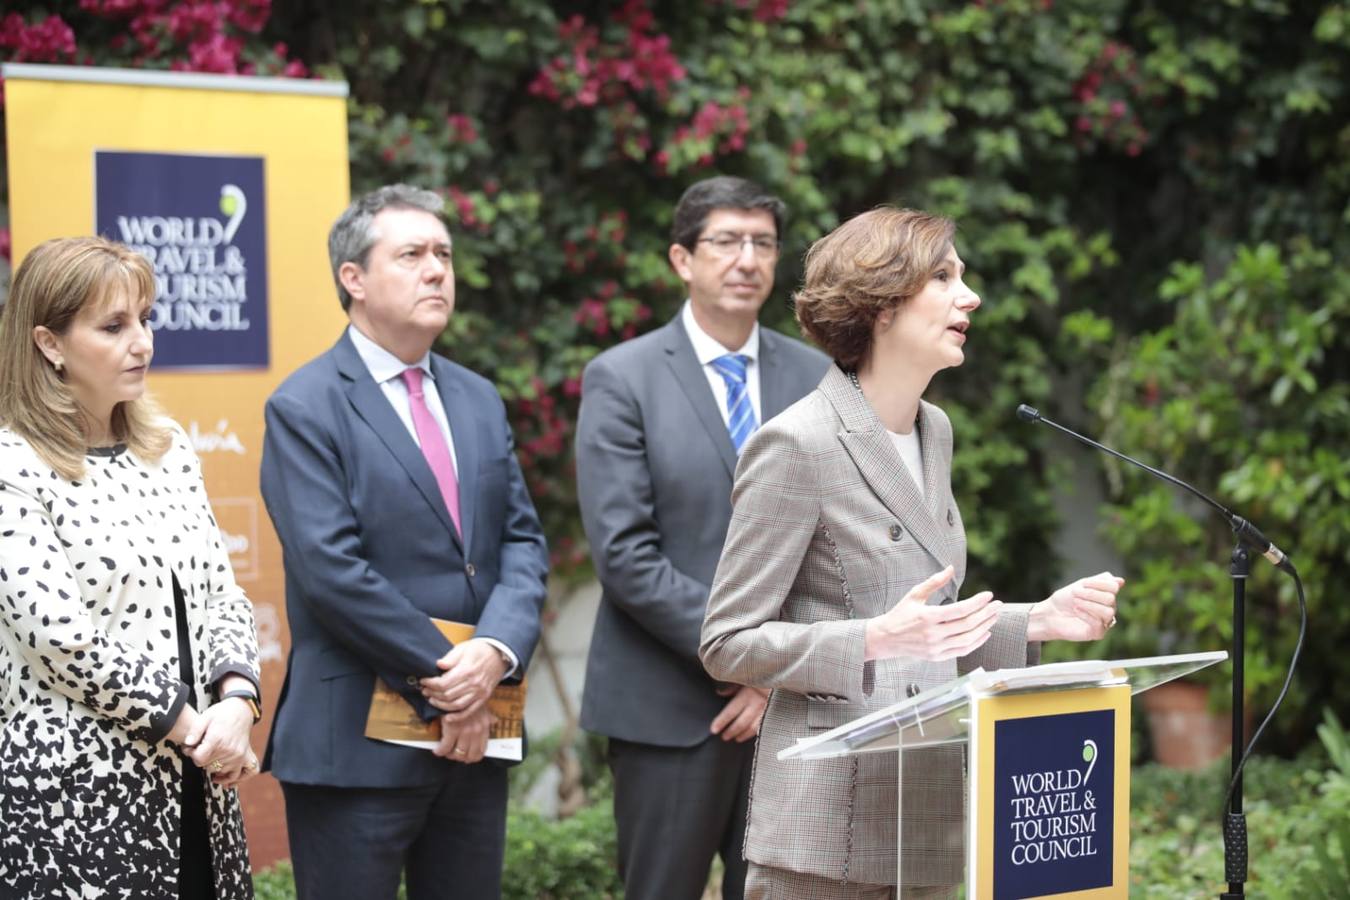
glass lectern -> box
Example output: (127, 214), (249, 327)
(778, 651), (1227, 899)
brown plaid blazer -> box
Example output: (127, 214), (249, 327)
(700, 364), (1037, 887)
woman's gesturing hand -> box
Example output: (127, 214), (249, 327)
(864, 565), (1002, 662)
(1028, 572), (1124, 643)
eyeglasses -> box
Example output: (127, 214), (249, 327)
(696, 233), (781, 259)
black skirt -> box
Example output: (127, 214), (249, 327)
(173, 573), (216, 900)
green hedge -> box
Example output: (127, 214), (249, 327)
(1128, 711), (1350, 897)
(4, 0), (1347, 748)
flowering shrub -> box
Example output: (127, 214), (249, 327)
(1071, 41), (1149, 156)
(2, 0), (1348, 744)
(528, 1), (685, 109)
(0, 3), (304, 88)
(0, 12), (76, 65)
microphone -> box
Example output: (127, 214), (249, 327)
(1016, 404), (1294, 573)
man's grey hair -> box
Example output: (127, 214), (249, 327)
(328, 184), (447, 311)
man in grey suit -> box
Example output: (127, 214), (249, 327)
(575, 176), (830, 900)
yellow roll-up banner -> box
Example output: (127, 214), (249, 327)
(4, 62), (351, 870)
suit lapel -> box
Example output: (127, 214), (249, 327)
(661, 318), (739, 479)
(334, 334), (463, 549)
(432, 355), (478, 552)
(823, 366), (950, 567)
(758, 331), (793, 421)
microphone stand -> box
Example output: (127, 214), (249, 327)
(1223, 543), (1249, 899)
(1016, 405), (1302, 898)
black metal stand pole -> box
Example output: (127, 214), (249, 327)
(1221, 543), (1250, 898)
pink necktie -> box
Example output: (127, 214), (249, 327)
(401, 367), (462, 536)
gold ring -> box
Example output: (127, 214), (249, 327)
(243, 759), (257, 772)
(453, 747), (466, 756)
(209, 759), (225, 773)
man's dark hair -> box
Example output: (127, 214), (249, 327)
(328, 184), (447, 311)
(670, 176), (787, 250)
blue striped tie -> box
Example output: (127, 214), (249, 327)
(711, 353), (758, 452)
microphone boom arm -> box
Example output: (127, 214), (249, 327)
(1015, 405), (1291, 571)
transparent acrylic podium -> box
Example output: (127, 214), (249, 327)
(778, 651), (1227, 897)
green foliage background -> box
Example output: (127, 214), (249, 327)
(2, 0), (1348, 750)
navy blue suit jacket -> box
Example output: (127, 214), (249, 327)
(260, 331), (548, 787)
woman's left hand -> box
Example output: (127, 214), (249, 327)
(1028, 572), (1124, 642)
(186, 699), (259, 789)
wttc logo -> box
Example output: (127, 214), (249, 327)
(993, 710), (1115, 898)
(96, 151), (269, 370)
(1006, 739), (1100, 865)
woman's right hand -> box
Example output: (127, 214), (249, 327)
(864, 565), (1002, 662)
(166, 701), (258, 788)
(166, 702), (202, 748)
(186, 700), (259, 788)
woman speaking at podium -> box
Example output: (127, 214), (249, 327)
(0, 237), (261, 900)
(700, 208), (1123, 899)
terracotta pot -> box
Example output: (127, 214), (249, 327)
(1140, 679), (1244, 770)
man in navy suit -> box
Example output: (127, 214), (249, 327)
(260, 184), (548, 900)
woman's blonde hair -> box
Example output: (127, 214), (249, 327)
(0, 236), (171, 479)
(793, 207), (956, 369)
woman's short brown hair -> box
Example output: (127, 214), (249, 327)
(793, 207), (956, 369)
(0, 236), (170, 479)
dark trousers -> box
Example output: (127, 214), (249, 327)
(282, 766), (508, 900)
(608, 735), (755, 900)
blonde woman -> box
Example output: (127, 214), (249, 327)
(700, 208), (1123, 898)
(0, 237), (261, 900)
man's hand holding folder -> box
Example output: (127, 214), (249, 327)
(421, 637), (508, 721)
(365, 619), (526, 761)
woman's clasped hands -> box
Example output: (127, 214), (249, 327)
(170, 696), (260, 790)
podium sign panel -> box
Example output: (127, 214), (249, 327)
(973, 685), (1131, 899)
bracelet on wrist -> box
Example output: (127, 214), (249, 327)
(218, 689), (262, 724)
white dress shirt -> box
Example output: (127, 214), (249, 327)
(347, 324), (518, 677)
(887, 427), (925, 501)
(680, 300), (763, 428)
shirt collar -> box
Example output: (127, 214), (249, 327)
(347, 324), (433, 386)
(680, 300), (760, 366)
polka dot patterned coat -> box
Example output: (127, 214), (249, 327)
(0, 421), (260, 900)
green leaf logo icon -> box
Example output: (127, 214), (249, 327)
(219, 185), (247, 243)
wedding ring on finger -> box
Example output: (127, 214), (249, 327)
(453, 747), (466, 756)
(243, 759), (258, 772)
(1108, 616), (1118, 628)
(209, 759), (225, 773)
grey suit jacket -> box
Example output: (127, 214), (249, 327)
(576, 314), (829, 747)
(700, 364), (1039, 886)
